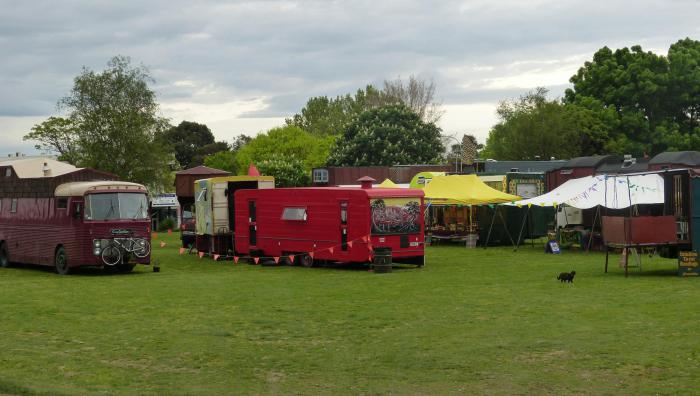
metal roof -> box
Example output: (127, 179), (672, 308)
(596, 158), (650, 174)
(649, 151), (700, 166)
(481, 160), (567, 174)
(175, 165), (230, 175)
(562, 155), (620, 169)
(0, 157), (80, 178)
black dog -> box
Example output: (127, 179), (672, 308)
(557, 271), (576, 283)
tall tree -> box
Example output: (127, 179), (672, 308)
(23, 116), (81, 164)
(163, 121), (215, 168)
(564, 38), (700, 155)
(287, 76), (443, 137)
(190, 141), (230, 168)
(235, 125), (335, 175)
(257, 155), (310, 187)
(26, 56), (174, 190)
(482, 88), (611, 160)
(286, 86), (382, 137)
(328, 105), (444, 166)
(381, 75), (444, 123)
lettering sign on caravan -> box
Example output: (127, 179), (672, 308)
(370, 198), (421, 235)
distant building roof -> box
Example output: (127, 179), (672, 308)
(0, 157), (80, 178)
(175, 165), (230, 175)
(562, 155), (620, 169)
(480, 160), (567, 174)
(649, 151), (700, 166)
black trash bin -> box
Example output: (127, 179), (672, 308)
(373, 247), (392, 273)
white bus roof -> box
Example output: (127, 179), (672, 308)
(55, 181), (147, 197)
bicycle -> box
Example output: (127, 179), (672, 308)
(101, 238), (151, 266)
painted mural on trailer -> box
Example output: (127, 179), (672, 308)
(370, 198), (421, 234)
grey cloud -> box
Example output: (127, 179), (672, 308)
(0, 0), (699, 125)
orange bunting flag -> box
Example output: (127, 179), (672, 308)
(253, 257), (260, 265)
(329, 247), (334, 254)
(234, 256), (239, 264)
(288, 254), (295, 263)
(179, 247), (186, 255)
(273, 257), (280, 264)
(348, 241), (353, 248)
(213, 254), (220, 261)
(198, 251), (204, 259)
(167, 229), (173, 235)
(160, 241), (166, 248)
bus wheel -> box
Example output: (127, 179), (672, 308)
(0, 242), (9, 268)
(301, 254), (314, 268)
(54, 246), (70, 275)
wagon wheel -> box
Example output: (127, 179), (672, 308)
(300, 254), (314, 268)
(54, 246), (70, 275)
(0, 242), (9, 268)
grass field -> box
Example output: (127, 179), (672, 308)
(1, 232), (699, 395)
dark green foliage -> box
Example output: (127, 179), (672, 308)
(565, 38), (700, 155)
(163, 121), (216, 168)
(190, 141), (230, 168)
(157, 217), (176, 232)
(328, 105), (444, 166)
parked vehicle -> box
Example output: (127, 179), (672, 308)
(194, 175), (274, 255)
(0, 158), (151, 274)
(233, 181), (425, 266)
(174, 165), (230, 248)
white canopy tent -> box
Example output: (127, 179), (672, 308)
(503, 174), (665, 209)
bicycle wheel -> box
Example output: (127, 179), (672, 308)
(101, 244), (122, 266)
(132, 239), (151, 258)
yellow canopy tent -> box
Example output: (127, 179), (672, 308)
(423, 175), (521, 205)
(377, 179), (399, 188)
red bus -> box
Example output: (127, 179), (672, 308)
(233, 182), (425, 267)
(0, 158), (151, 274)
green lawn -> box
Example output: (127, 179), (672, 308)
(1, 232), (699, 395)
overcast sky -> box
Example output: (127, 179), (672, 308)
(2, 0), (699, 156)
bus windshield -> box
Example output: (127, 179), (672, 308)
(85, 193), (149, 220)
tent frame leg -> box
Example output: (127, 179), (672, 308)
(514, 207), (530, 252)
(484, 206), (497, 249)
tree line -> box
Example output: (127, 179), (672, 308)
(483, 38), (700, 160)
(25, 37), (700, 189)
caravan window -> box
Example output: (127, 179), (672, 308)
(196, 188), (207, 202)
(282, 207), (307, 221)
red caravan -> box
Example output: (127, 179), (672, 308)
(0, 157), (151, 274)
(234, 177), (425, 266)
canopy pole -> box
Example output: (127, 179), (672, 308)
(497, 207), (517, 249)
(627, 175), (633, 217)
(514, 206), (530, 251)
(587, 205), (600, 253)
(483, 205), (497, 249)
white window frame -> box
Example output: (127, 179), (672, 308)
(282, 207), (307, 221)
